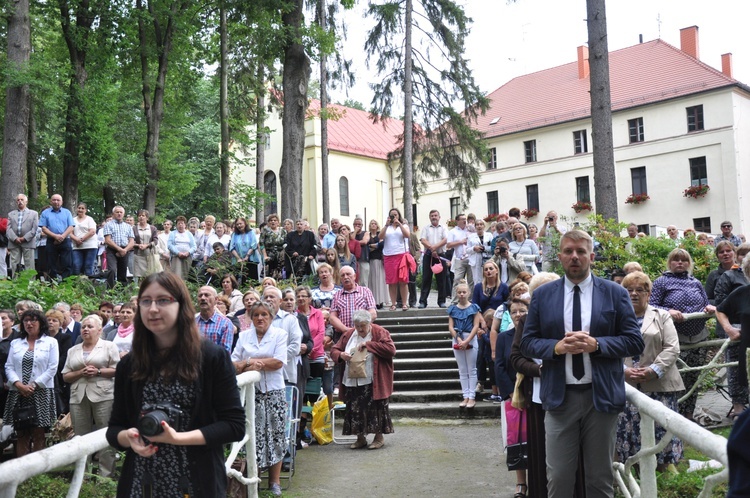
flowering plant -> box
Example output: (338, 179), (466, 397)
(625, 193), (650, 205)
(571, 201), (593, 213)
(446, 219), (457, 228)
(683, 184), (710, 199)
(521, 208), (539, 219)
(483, 213), (501, 222)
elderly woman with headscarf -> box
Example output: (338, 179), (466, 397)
(617, 271), (684, 472)
(649, 248), (715, 421)
(62, 314), (120, 476)
(331, 309), (396, 450)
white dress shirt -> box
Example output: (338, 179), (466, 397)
(563, 274), (593, 384)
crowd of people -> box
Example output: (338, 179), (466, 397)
(2, 194), (750, 496)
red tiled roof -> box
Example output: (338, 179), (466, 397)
(308, 100), (404, 160)
(477, 39), (739, 138)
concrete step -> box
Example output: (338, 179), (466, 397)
(391, 330), (451, 342)
(393, 337), (452, 354)
(391, 389), (461, 403)
(394, 368), (459, 380)
(394, 356), (456, 368)
(394, 378), (461, 391)
(377, 308), (447, 319)
(394, 347), (455, 358)
(388, 323), (450, 334)
(389, 400), (501, 419)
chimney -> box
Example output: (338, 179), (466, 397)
(721, 53), (734, 78)
(680, 26), (700, 59)
(577, 45), (589, 79)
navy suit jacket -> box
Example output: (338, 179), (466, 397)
(520, 275), (644, 413)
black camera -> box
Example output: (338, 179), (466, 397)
(138, 402), (185, 437)
(499, 246), (507, 254)
(390, 214), (396, 222)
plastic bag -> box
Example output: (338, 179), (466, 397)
(311, 396), (332, 445)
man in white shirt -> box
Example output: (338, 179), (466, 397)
(418, 210), (448, 308)
(446, 214), (471, 303)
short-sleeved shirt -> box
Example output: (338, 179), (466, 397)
(717, 285), (750, 325)
(196, 310), (234, 352)
(311, 285), (341, 309)
(231, 326), (287, 392)
(103, 220), (135, 248)
(330, 285), (376, 328)
(39, 207), (75, 236)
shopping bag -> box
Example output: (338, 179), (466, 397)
(311, 396), (333, 445)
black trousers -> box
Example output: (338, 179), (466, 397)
(419, 253), (447, 306)
(105, 248), (130, 284)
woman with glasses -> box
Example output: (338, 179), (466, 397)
(508, 223), (539, 273)
(617, 271), (684, 472)
(106, 272), (244, 497)
(4, 309), (59, 456)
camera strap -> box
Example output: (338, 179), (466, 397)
(142, 471), (153, 498)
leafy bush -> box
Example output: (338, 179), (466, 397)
(17, 472), (118, 498)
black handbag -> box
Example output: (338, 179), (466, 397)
(13, 398), (38, 431)
(506, 409), (528, 471)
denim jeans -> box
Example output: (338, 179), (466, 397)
(72, 248), (97, 276)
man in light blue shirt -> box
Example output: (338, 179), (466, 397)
(39, 194), (75, 279)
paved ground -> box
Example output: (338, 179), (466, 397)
(279, 418), (517, 497)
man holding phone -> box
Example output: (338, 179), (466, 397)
(539, 210), (566, 273)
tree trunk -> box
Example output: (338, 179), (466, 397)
(102, 184), (115, 215)
(255, 64), (265, 224)
(0, 0), (31, 215)
(401, 0), (414, 219)
(219, 0), (230, 219)
(138, 0), (187, 214)
(279, 0), (310, 221)
(318, 0), (330, 224)
(59, 0), (94, 211)
(587, 0), (618, 222)
(27, 98), (38, 201)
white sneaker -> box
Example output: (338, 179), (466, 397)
(333, 387), (339, 396)
(475, 382), (484, 393)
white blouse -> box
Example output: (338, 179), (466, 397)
(231, 326), (287, 393)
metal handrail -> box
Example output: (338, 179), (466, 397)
(0, 371), (261, 498)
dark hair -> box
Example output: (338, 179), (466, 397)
(389, 208), (404, 223)
(131, 272), (202, 383)
(19, 309), (50, 339)
(508, 207), (521, 218)
(99, 301), (114, 311)
(233, 217), (250, 234)
(175, 215), (187, 224)
(221, 274), (238, 290)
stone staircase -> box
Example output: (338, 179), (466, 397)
(376, 308), (499, 419)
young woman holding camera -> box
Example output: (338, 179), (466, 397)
(106, 272), (244, 497)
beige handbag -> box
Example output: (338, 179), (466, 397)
(511, 373), (526, 410)
(348, 348), (369, 378)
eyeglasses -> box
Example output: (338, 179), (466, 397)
(296, 294), (310, 299)
(139, 297), (178, 308)
(722, 225), (732, 228)
(22, 317), (39, 323)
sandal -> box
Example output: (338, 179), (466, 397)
(514, 483), (528, 498)
(389, 305), (397, 311)
(401, 305), (409, 311)
(728, 405), (747, 422)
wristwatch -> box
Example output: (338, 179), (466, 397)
(97, 368), (102, 376)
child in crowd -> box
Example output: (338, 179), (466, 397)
(447, 280), (481, 408)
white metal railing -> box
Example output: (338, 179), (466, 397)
(0, 371), (261, 498)
(613, 310), (745, 498)
(614, 384), (729, 498)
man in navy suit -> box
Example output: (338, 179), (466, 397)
(521, 230), (643, 498)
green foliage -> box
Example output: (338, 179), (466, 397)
(17, 472), (118, 498)
(546, 215), (716, 283)
(0, 271), (140, 311)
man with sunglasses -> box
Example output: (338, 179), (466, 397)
(715, 220), (742, 247)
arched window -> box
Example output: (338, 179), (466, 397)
(264, 171), (277, 219)
(339, 177), (349, 216)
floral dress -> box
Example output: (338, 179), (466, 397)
(130, 377), (196, 498)
(260, 227), (287, 280)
